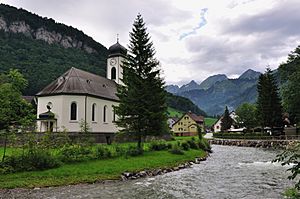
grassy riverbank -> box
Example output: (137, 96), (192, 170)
(0, 149), (206, 189)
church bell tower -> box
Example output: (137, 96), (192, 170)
(107, 39), (127, 85)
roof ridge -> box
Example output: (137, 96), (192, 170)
(73, 67), (88, 93)
(61, 67), (73, 93)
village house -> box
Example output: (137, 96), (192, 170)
(213, 111), (238, 133)
(35, 41), (127, 142)
(172, 112), (205, 136)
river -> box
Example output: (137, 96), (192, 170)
(2, 145), (296, 199)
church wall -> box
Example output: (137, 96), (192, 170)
(37, 95), (119, 133)
(86, 96), (118, 133)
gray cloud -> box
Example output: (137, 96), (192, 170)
(224, 0), (300, 36)
(3, 0), (300, 85)
(179, 0), (300, 83)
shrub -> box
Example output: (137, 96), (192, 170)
(198, 139), (211, 152)
(181, 141), (190, 151)
(187, 139), (199, 149)
(0, 150), (60, 173)
(114, 144), (127, 156)
(149, 140), (168, 151)
(125, 145), (144, 157)
(58, 144), (93, 163)
(95, 145), (112, 159)
(169, 143), (184, 155)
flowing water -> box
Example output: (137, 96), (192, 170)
(3, 145), (296, 199)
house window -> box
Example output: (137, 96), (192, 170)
(70, 102), (77, 121)
(92, 103), (96, 122)
(111, 67), (116, 80)
(103, 105), (107, 123)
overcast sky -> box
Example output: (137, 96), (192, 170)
(2, 0), (300, 85)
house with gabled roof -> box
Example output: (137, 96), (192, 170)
(171, 111), (205, 136)
(36, 41), (127, 142)
(213, 111), (237, 132)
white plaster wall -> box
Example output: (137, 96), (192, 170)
(86, 96), (118, 133)
(214, 119), (222, 133)
(37, 95), (119, 133)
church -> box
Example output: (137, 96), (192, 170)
(36, 41), (127, 140)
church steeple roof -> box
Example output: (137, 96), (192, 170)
(36, 67), (119, 101)
(108, 41), (127, 58)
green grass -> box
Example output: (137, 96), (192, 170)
(0, 149), (206, 189)
(204, 117), (217, 127)
(167, 107), (183, 118)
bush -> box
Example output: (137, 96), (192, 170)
(58, 144), (93, 163)
(198, 139), (211, 152)
(149, 140), (169, 151)
(187, 139), (199, 149)
(125, 145), (144, 157)
(0, 150), (61, 173)
(169, 143), (184, 155)
(114, 144), (127, 156)
(181, 141), (190, 151)
(95, 145), (112, 159)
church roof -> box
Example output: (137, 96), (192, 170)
(108, 41), (127, 58)
(36, 67), (119, 101)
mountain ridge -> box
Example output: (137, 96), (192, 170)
(166, 69), (262, 115)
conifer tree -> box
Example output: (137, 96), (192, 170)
(221, 106), (233, 132)
(257, 68), (283, 129)
(115, 14), (168, 149)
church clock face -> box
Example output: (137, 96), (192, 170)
(110, 58), (117, 66)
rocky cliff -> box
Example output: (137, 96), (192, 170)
(0, 16), (96, 53)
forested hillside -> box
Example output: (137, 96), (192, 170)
(166, 93), (207, 117)
(0, 4), (108, 95)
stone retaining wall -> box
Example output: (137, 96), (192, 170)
(209, 139), (296, 149)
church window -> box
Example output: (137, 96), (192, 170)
(112, 106), (116, 122)
(103, 105), (107, 123)
(70, 102), (77, 121)
(111, 67), (116, 80)
(92, 103), (96, 122)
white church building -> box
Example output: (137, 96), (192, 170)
(36, 41), (127, 140)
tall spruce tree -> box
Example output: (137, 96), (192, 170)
(115, 14), (168, 149)
(257, 68), (283, 129)
(279, 45), (300, 125)
(221, 106), (233, 132)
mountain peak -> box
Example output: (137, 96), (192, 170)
(179, 80), (200, 92)
(239, 69), (261, 80)
(199, 74), (228, 90)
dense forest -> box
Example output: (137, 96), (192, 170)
(0, 31), (107, 95)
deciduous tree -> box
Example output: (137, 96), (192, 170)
(236, 103), (258, 131)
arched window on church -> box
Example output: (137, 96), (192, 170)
(70, 102), (77, 121)
(111, 67), (116, 80)
(92, 103), (96, 122)
(112, 106), (116, 122)
(103, 105), (107, 123)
